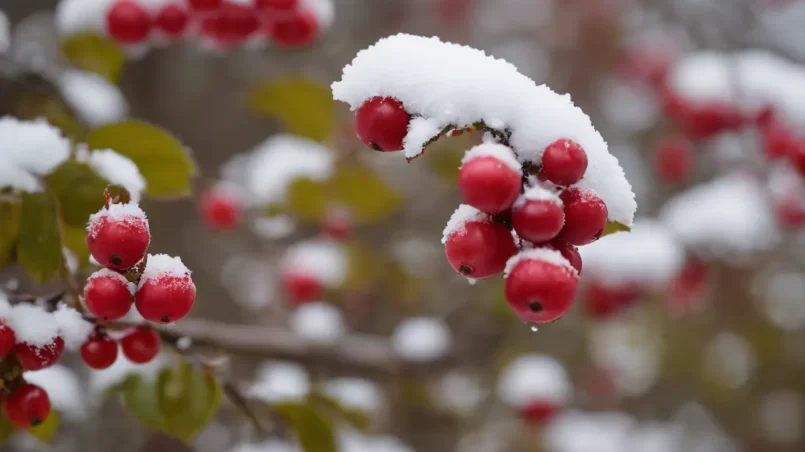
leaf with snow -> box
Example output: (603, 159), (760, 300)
(17, 193), (62, 284)
(0, 117), (71, 193)
(249, 77), (335, 142)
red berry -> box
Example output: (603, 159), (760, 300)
(155, 4), (190, 37)
(519, 400), (560, 425)
(14, 337), (65, 371)
(80, 334), (119, 370)
(265, 8), (320, 48)
(458, 156), (522, 214)
(547, 240), (582, 274)
(654, 135), (694, 183)
(505, 256), (578, 323)
(445, 219), (517, 279)
(120, 326), (160, 364)
(3, 383), (50, 429)
(668, 257), (708, 311)
(556, 188), (608, 246)
(584, 282), (640, 319)
(86, 207), (150, 271)
(774, 193), (805, 230)
(218, 3), (260, 42)
(283, 271), (322, 304)
(354, 97), (411, 152)
(187, 0), (222, 11)
(255, 0), (298, 10)
(84, 269), (133, 320)
(788, 140), (805, 177)
(762, 122), (796, 161)
(135, 273), (196, 324)
(663, 93), (744, 139)
(0, 319), (15, 359)
(512, 192), (565, 243)
(200, 189), (242, 232)
(540, 139), (588, 186)
(323, 211), (351, 241)
(106, 0), (152, 44)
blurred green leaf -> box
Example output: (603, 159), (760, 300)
(87, 120), (196, 198)
(330, 165), (402, 225)
(28, 411), (60, 442)
(17, 192), (62, 284)
(602, 221), (630, 237)
(248, 77), (334, 142)
(60, 33), (126, 83)
(61, 224), (90, 269)
(286, 178), (330, 223)
(46, 161), (108, 226)
(425, 147), (464, 183)
(274, 402), (336, 452)
(0, 200), (22, 267)
(307, 392), (372, 431)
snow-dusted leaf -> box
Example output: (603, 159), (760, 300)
(286, 177), (330, 223)
(0, 200), (22, 267)
(46, 161), (107, 226)
(86, 120), (196, 198)
(330, 164), (402, 225)
(60, 33), (125, 83)
(274, 401), (337, 452)
(248, 77), (334, 142)
(28, 411), (60, 442)
(17, 192), (62, 284)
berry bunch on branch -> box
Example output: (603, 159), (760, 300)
(332, 33), (637, 324)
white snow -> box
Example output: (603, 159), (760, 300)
(52, 303), (93, 351)
(496, 354), (572, 408)
(289, 302), (344, 344)
(75, 148), (146, 202)
(332, 33), (636, 226)
(87, 202), (149, 238)
(250, 215), (296, 240)
(8, 304), (61, 348)
(302, 0), (336, 29)
(323, 378), (384, 416)
(626, 422), (683, 452)
(88, 267), (132, 291)
(514, 184), (563, 208)
(579, 219), (684, 289)
(0, 117), (71, 192)
(281, 240), (347, 287)
(139, 254), (191, 288)
(58, 70), (128, 126)
(55, 0), (115, 37)
(24, 365), (88, 420)
(503, 248), (575, 278)
(460, 142), (522, 172)
(544, 410), (636, 452)
(89, 352), (168, 394)
(248, 361), (310, 403)
(441, 204), (490, 244)
(391, 317), (451, 363)
(758, 270), (805, 331)
(660, 174), (780, 262)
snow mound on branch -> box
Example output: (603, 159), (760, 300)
(58, 70), (128, 126)
(544, 410), (636, 452)
(668, 50), (805, 125)
(25, 365), (88, 420)
(332, 33), (636, 226)
(497, 354), (572, 408)
(323, 378), (384, 417)
(8, 304), (61, 348)
(659, 174), (780, 262)
(87, 202), (149, 238)
(391, 317), (451, 362)
(53, 303), (93, 351)
(289, 302), (344, 344)
(77, 148), (146, 202)
(579, 220), (684, 289)
(281, 240), (347, 287)
(0, 117), (71, 192)
(504, 248), (576, 278)
(461, 142), (521, 172)
(441, 204), (490, 244)
(248, 361), (310, 403)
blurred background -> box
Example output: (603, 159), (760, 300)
(2, 0), (805, 451)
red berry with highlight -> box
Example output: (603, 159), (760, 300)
(265, 8), (320, 48)
(14, 337), (65, 371)
(155, 4), (190, 37)
(512, 192), (565, 243)
(505, 256), (578, 323)
(86, 206), (150, 271)
(548, 240), (582, 275)
(84, 269), (133, 320)
(458, 156), (522, 214)
(355, 97), (411, 152)
(121, 326), (160, 364)
(283, 271), (322, 304)
(4, 383), (51, 429)
(106, 0), (152, 44)
(556, 188), (608, 246)
(654, 135), (694, 183)
(520, 400), (560, 425)
(135, 273), (196, 324)
(200, 189), (242, 232)
(81, 334), (119, 370)
(445, 220), (517, 279)
(540, 139), (588, 186)
(0, 319), (15, 359)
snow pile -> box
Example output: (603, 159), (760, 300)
(460, 142), (521, 171)
(7, 304), (61, 348)
(25, 365), (88, 420)
(139, 254), (191, 285)
(544, 410), (636, 452)
(332, 33), (636, 226)
(289, 302), (344, 344)
(58, 69), (128, 126)
(0, 117), (71, 192)
(496, 354), (572, 408)
(579, 220), (684, 288)
(660, 174), (780, 261)
(442, 204), (490, 244)
(281, 240), (347, 288)
(323, 378), (384, 417)
(248, 361), (310, 403)
(87, 202), (149, 238)
(221, 134), (335, 207)
(504, 248), (575, 278)
(53, 303), (94, 351)
(391, 317), (451, 362)
(588, 319), (660, 397)
(435, 371), (486, 414)
(56, 0), (114, 37)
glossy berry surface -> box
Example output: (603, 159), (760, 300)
(106, 0), (152, 44)
(135, 274), (196, 323)
(81, 334), (119, 370)
(87, 215), (150, 271)
(155, 4), (190, 37)
(14, 337), (65, 371)
(265, 9), (320, 48)
(512, 197), (565, 243)
(3, 383), (50, 429)
(654, 135), (694, 183)
(0, 319), (15, 359)
(540, 139), (588, 186)
(556, 188), (608, 246)
(283, 271), (322, 304)
(458, 156), (522, 214)
(355, 97), (411, 152)
(548, 240), (582, 275)
(505, 258), (578, 323)
(121, 327), (160, 364)
(200, 190), (242, 232)
(445, 221), (517, 279)
(84, 271), (133, 320)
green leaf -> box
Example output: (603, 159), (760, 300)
(425, 147), (464, 183)
(17, 192), (62, 284)
(274, 402), (336, 452)
(46, 161), (109, 226)
(60, 33), (126, 83)
(248, 77), (334, 141)
(286, 178), (330, 223)
(28, 411), (60, 442)
(86, 120), (197, 198)
(61, 224), (91, 269)
(307, 392), (372, 430)
(330, 165), (402, 225)
(602, 221), (630, 237)
(0, 200), (22, 267)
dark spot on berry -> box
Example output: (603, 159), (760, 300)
(110, 255), (123, 266)
(161, 316), (170, 323)
(31, 418), (42, 427)
(459, 264), (474, 275)
(529, 302), (543, 312)
(370, 141), (382, 151)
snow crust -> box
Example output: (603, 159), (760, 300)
(8, 304), (61, 348)
(0, 117), (71, 192)
(58, 70), (128, 126)
(281, 240), (347, 287)
(87, 202), (149, 239)
(514, 184), (563, 208)
(504, 248), (575, 278)
(289, 302), (344, 344)
(496, 354), (572, 408)
(77, 148), (146, 202)
(248, 361), (310, 403)
(53, 303), (94, 351)
(441, 204), (489, 244)
(461, 142), (521, 172)
(391, 317), (451, 362)
(24, 365), (88, 420)
(332, 33), (636, 226)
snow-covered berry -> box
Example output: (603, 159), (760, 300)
(547, 240), (582, 275)
(81, 333), (119, 370)
(458, 143), (522, 214)
(200, 188), (243, 232)
(504, 250), (578, 323)
(120, 326), (160, 364)
(354, 97), (410, 152)
(106, 0), (152, 44)
(0, 319), (15, 359)
(556, 188), (608, 246)
(512, 187), (565, 244)
(83, 268), (134, 321)
(443, 205), (517, 279)
(155, 3), (190, 38)
(86, 203), (150, 271)
(3, 383), (50, 429)
(540, 138), (588, 186)
(135, 254), (196, 324)
(282, 271), (322, 304)
(265, 8), (320, 48)
(654, 135), (694, 183)
(14, 337), (65, 371)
